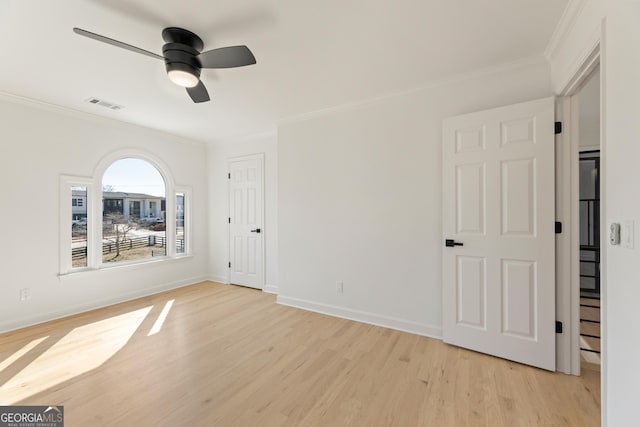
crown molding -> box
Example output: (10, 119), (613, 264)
(277, 55), (548, 126)
(0, 91), (207, 148)
(211, 128), (277, 147)
(544, 0), (588, 61)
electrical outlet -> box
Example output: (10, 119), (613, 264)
(20, 288), (31, 302)
(336, 281), (344, 294)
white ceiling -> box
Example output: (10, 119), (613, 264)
(0, 0), (567, 143)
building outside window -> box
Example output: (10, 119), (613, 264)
(101, 159), (166, 264)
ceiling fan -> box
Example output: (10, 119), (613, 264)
(73, 27), (256, 103)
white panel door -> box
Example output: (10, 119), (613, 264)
(229, 155), (264, 289)
(442, 97), (556, 371)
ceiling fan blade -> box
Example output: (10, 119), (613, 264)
(197, 45), (256, 69)
(73, 28), (164, 60)
(186, 81), (210, 103)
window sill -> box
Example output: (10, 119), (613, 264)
(58, 254), (194, 280)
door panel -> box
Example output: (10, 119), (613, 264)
(456, 255), (486, 329)
(501, 259), (536, 339)
(501, 159), (535, 236)
(442, 97), (555, 371)
(229, 156), (264, 289)
(456, 163), (485, 234)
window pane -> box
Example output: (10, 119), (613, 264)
(102, 159), (166, 264)
(71, 187), (88, 268)
(176, 193), (185, 254)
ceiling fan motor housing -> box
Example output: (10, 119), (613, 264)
(162, 27), (204, 78)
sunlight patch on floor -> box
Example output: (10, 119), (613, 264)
(0, 336), (49, 373)
(580, 336), (601, 364)
(148, 299), (174, 336)
(0, 306), (152, 404)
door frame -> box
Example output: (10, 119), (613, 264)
(226, 153), (266, 289)
(556, 41), (603, 377)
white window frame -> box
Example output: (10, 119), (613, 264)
(59, 149), (191, 276)
(174, 186), (192, 257)
(59, 175), (94, 274)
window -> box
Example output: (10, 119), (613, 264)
(176, 193), (185, 254)
(129, 200), (140, 218)
(71, 187), (88, 268)
(102, 158), (166, 264)
(59, 152), (190, 276)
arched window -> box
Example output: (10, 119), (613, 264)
(60, 151), (189, 274)
(101, 158), (166, 264)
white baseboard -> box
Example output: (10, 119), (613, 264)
(0, 275), (210, 334)
(276, 295), (442, 339)
(208, 274), (228, 284)
(263, 284), (279, 294)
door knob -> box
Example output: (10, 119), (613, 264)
(445, 239), (463, 247)
(251, 228), (261, 233)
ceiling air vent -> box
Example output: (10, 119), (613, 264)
(85, 97), (124, 111)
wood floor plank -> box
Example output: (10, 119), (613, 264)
(580, 297), (601, 308)
(0, 282), (600, 426)
(581, 321), (601, 338)
(580, 305), (601, 322)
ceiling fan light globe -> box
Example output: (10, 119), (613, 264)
(168, 70), (199, 88)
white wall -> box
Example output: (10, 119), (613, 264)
(207, 132), (279, 292)
(0, 95), (209, 333)
(602, 2), (640, 425)
(277, 59), (554, 336)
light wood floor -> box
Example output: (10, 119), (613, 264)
(0, 282), (600, 426)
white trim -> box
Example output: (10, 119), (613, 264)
(0, 276), (209, 334)
(213, 129), (277, 146)
(544, 0), (588, 60)
(174, 186), (193, 256)
(277, 55), (548, 126)
(555, 96), (573, 375)
(566, 57), (602, 380)
(569, 93), (583, 376)
(598, 21), (607, 425)
(207, 275), (229, 284)
(558, 42), (605, 427)
(263, 284), (279, 295)
(0, 91), (206, 148)
(559, 42), (601, 97)
(94, 149), (176, 266)
(277, 296), (442, 339)
(226, 153), (266, 290)
(59, 149), (192, 275)
(59, 254), (195, 279)
(59, 175), (94, 275)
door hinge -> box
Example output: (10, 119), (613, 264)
(556, 321), (563, 334)
(555, 221), (562, 234)
(228, 262), (231, 268)
(228, 172), (231, 179)
(555, 121), (563, 135)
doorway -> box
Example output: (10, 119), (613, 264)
(575, 66), (602, 368)
(579, 150), (601, 365)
